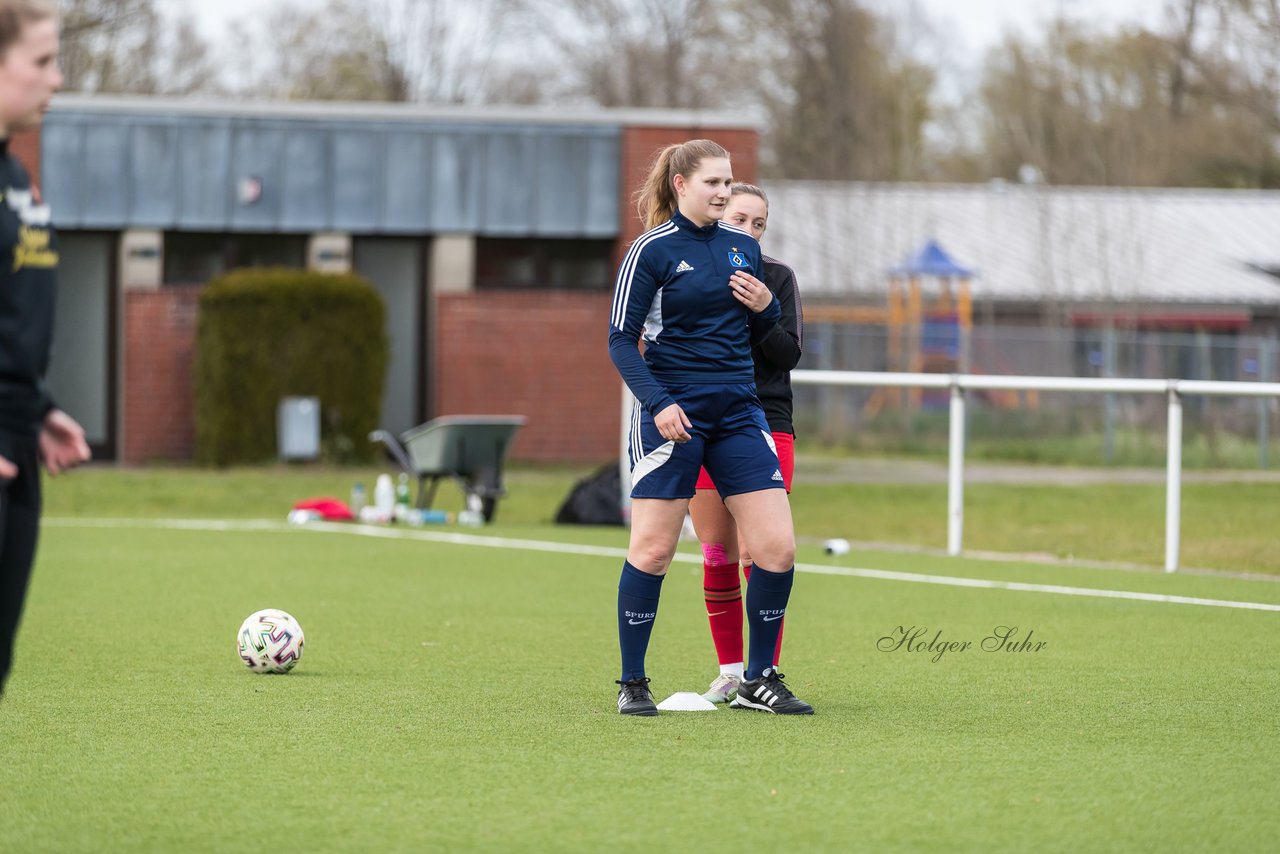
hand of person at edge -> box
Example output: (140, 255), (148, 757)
(729, 270), (773, 313)
(654, 403), (693, 444)
(0, 454), (15, 480)
(39, 409), (91, 476)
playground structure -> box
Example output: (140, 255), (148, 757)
(805, 239), (1034, 414)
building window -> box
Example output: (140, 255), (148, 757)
(163, 232), (307, 284)
(475, 239), (613, 290)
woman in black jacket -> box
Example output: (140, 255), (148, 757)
(0, 0), (90, 697)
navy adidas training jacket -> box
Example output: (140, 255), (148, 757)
(608, 210), (780, 416)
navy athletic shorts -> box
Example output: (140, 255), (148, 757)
(627, 383), (784, 500)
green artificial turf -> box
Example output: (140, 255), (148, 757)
(2, 508), (1278, 852)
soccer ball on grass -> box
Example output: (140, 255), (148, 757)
(237, 609), (305, 673)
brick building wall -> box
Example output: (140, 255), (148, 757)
(122, 286), (201, 463)
(433, 290), (618, 463)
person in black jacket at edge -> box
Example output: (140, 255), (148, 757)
(0, 0), (90, 698)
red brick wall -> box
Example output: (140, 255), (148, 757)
(615, 126), (760, 263)
(123, 287), (201, 463)
(433, 291), (619, 463)
(10, 129), (40, 185)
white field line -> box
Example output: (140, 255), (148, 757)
(45, 517), (1280, 614)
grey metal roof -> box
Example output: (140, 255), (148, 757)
(43, 95), (679, 236)
(47, 93), (762, 130)
(764, 182), (1280, 306)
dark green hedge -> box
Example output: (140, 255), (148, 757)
(195, 267), (389, 465)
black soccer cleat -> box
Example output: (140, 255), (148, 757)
(730, 668), (814, 715)
(616, 677), (658, 716)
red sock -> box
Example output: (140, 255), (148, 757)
(741, 563), (784, 666)
(703, 561), (743, 665)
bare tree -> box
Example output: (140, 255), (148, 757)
(398, 0), (532, 103)
(248, 0), (403, 101)
(520, 0), (739, 109)
(747, 0), (936, 180)
(526, 0), (938, 179)
(238, 0), (533, 104)
(970, 9), (1280, 188)
(58, 0), (218, 95)
(1209, 0), (1280, 133)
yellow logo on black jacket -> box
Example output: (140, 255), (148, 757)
(14, 224), (57, 272)
(5, 186), (57, 272)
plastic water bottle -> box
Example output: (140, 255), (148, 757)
(350, 482), (367, 515)
(457, 493), (484, 527)
(395, 473), (412, 521)
(374, 474), (395, 521)
(403, 508), (451, 526)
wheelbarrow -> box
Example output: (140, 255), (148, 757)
(369, 415), (527, 522)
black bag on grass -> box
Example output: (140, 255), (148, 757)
(555, 462), (624, 526)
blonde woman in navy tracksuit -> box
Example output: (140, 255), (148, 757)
(608, 139), (812, 716)
(0, 0), (90, 697)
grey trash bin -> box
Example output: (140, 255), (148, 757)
(278, 397), (320, 461)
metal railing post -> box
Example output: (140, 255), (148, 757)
(947, 381), (966, 556)
(1165, 384), (1183, 572)
(1260, 336), (1272, 469)
(1104, 324), (1117, 464)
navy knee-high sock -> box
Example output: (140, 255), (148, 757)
(745, 565), (794, 680)
(618, 562), (664, 682)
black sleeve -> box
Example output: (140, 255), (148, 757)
(750, 264), (803, 371)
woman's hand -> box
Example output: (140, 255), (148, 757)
(653, 403), (692, 443)
(39, 409), (91, 475)
(729, 270), (773, 313)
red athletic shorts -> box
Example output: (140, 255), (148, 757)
(695, 431), (794, 493)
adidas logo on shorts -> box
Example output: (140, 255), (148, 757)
(772, 469), (784, 481)
(675, 260), (694, 273)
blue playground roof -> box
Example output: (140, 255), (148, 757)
(890, 238), (974, 278)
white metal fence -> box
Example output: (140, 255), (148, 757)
(792, 369), (1280, 571)
(801, 323), (1280, 466)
